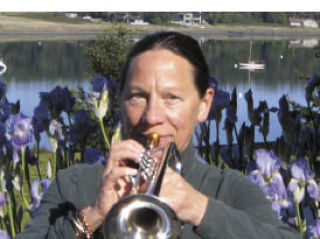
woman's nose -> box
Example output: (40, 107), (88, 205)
(144, 96), (164, 126)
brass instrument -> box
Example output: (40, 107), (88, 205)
(103, 133), (182, 239)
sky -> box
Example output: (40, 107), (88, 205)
(1, 0), (320, 12)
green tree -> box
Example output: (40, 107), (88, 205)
(84, 26), (133, 82)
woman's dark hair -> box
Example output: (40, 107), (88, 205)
(120, 31), (210, 97)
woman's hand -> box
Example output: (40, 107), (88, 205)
(160, 167), (208, 226)
(81, 140), (144, 231)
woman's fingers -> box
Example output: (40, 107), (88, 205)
(105, 140), (144, 172)
(102, 167), (138, 190)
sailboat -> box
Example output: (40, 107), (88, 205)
(238, 41), (265, 70)
(0, 59), (7, 76)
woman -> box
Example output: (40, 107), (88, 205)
(17, 32), (300, 238)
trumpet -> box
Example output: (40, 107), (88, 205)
(103, 133), (182, 239)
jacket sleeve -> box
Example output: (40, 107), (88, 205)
(193, 169), (301, 239)
(15, 162), (104, 239)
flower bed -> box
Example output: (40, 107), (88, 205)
(1, 73), (320, 238)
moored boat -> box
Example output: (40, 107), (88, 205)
(0, 59), (7, 76)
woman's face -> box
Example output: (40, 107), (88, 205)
(121, 49), (213, 152)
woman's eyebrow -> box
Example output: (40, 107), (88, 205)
(127, 84), (146, 92)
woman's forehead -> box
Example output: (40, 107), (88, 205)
(125, 49), (196, 90)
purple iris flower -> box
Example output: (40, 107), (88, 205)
(32, 102), (50, 142)
(50, 86), (75, 114)
(267, 172), (291, 217)
(0, 230), (10, 239)
(309, 217), (320, 239)
(290, 159), (315, 181)
(214, 89), (230, 109)
(84, 148), (107, 164)
(254, 149), (281, 180)
(248, 170), (268, 195)
(48, 120), (64, 152)
(40, 86), (75, 118)
(0, 101), (12, 122)
(306, 72), (320, 104)
(208, 89), (230, 121)
(288, 159), (318, 203)
(49, 120), (64, 141)
(69, 110), (96, 145)
(5, 113), (33, 148)
(30, 178), (51, 213)
(92, 76), (109, 93)
(247, 149), (290, 218)
(247, 149), (281, 186)
(307, 180), (320, 200)
(207, 76), (230, 121)
(209, 75), (219, 90)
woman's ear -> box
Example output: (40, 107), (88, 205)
(197, 87), (214, 123)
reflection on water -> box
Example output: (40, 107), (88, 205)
(0, 39), (319, 144)
(288, 39), (319, 48)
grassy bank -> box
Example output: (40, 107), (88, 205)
(1, 13), (320, 42)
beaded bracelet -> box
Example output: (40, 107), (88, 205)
(69, 209), (93, 239)
(77, 209), (94, 239)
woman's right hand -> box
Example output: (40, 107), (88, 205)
(80, 139), (144, 231)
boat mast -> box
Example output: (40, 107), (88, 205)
(248, 41), (252, 63)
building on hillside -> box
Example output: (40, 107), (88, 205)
(192, 12), (202, 24)
(289, 18), (319, 28)
(171, 12), (204, 25)
(118, 12), (140, 23)
(65, 13), (78, 19)
(130, 19), (149, 26)
(82, 15), (93, 21)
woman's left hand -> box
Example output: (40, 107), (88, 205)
(159, 167), (208, 226)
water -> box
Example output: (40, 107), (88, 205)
(0, 41), (92, 116)
(0, 38), (319, 146)
(202, 38), (320, 143)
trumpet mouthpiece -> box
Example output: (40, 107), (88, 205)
(147, 133), (160, 149)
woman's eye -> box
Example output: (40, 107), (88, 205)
(128, 93), (146, 104)
(165, 94), (181, 104)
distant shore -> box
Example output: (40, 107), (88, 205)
(1, 14), (320, 42)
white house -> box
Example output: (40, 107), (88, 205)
(65, 13), (78, 19)
(82, 15), (93, 21)
(289, 18), (319, 28)
(171, 12), (204, 25)
(130, 19), (149, 26)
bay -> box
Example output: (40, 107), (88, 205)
(0, 38), (319, 146)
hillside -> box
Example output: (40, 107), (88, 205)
(1, 13), (320, 42)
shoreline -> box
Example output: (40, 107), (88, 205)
(1, 14), (320, 42)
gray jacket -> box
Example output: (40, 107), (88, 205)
(16, 143), (301, 238)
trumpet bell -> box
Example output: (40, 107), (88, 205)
(103, 194), (181, 239)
